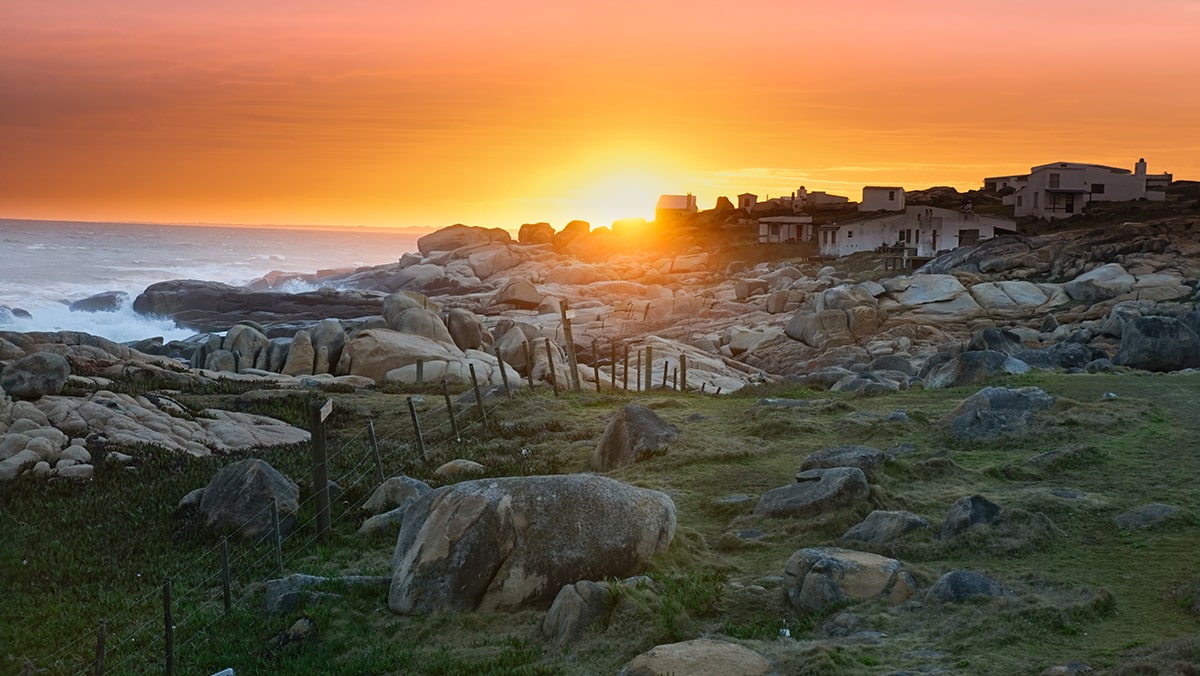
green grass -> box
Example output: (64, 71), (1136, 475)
(3, 373), (1200, 674)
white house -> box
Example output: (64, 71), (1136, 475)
(823, 206), (1016, 258)
(999, 159), (1171, 220)
(757, 215), (814, 244)
(737, 193), (758, 211)
(859, 186), (905, 212)
(982, 174), (1028, 192)
(655, 193), (698, 223)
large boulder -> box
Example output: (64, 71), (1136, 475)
(518, 222), (555, 245)
(842, 510), (931, 544)
(343, 329), (464, 383)
(446, 308), (488, 352)
(785, 310), (855, 348)
(542, 580), (613, 649)
(222, 324), (269, 370)
(1063, 263), (1135, 303)
(466, 244), (521, 280)
(389, 474), (676, 613)
(941, 494), (1002, 538)
(309, 319), (347, 375)
(941, 386), (1054, 440)
(281, 330), (315, 376)
(0, 352), (71, 399)
(591, 404), (679, 471)
(493, 278), (542, 309)
(619, 639), (773, 676)
(753, 467), (870, 518)
(386, 306), (455, 345)
(416, 224), (511, 256)
(927, 570), (1011, 603)
(132, 280), (383, 332)
(1113, 316), (1200, 372)
(966, 327), (1024, 355)
(783, 547), (917, 613)
(197, 459), (300, 540)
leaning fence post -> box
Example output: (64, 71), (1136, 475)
(442, 380), (461, 442)
(94, 619), (106, 676)
(680, 354), (688, 393)
(662, 361), (669, 389)
(673, 368), (678, 391)
(610, 341), (617, 391)
(367, 420), (384, 485)
(635, 350), (642, 392)
(496, 351), (512, 398)
(163, 580), (174, 676)
(220, 537), (231, 615)
(309, 398), (333, 541)
(545, 338), (559, 397)
(407, 397), (426, 461)
(468, 363), (488, 432)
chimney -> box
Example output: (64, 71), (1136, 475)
(1135, 158), (1147, 176)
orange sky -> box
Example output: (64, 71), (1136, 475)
(2, 0), (1198, 231)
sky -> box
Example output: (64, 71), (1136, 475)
(2, 0), (1199, 232)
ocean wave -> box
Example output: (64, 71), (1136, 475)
(0, 303), (199, 344)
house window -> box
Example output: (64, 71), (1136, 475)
(1092, 183), (1106, 194)
(888, 190), (895, 201)
(1048, 173), (1060, 189)
(1034, 192), (1039, 210)
(847, 231), (853, 238)
(1017, 195), (1023, 207)
(959, 229), (980, 246)
(898, 230), (907, 243)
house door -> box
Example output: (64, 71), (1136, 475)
(1065, 194), (1075, 214)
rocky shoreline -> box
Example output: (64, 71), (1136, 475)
(2, 217), (1199, 481)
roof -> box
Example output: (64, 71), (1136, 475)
(758, 216), (814, 224)
(737, 192), (757, 198)
(656, 194), (696, 210)
(863, 186), (904, 191)
(1030, 161), (1131, 175)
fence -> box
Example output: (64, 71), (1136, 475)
(21, 324), (711, 674)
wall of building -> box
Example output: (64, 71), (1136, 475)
(859, 188), (905, 212)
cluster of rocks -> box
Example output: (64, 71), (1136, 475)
(0, 333), (312, 482)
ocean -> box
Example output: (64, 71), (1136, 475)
(0, 219), (423, 343)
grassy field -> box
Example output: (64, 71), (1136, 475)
(3, 370), (1199, 674)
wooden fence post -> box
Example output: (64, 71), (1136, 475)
(270, 500), (283, 574)
(680, 354), (688, 393)
(523, 342), (534, 388)
(309, 398), (333, 541)
(644, 346), (653, 392)
(407, 397), (426, 461)
(220, 537), (231, 615)
(622, 344), (629, 391)
(367, 420), (384, 485)
(559, 300), (582, 392)
(93, 620), (106, 676)
(545, 338), (559, 397)
(468, 363), (488, 432)
(442, 380), (461, 442)
(496, 351), (512, 398)
(163, 580), (174, 676)
(415, 359), (424, 385)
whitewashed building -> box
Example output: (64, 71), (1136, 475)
(757, 215), (814, 244)
(655, 193), (698, 223)
(997, 159), (1171, 220)
(823, 206), (1016, 258)
(859, 186), (905, 212)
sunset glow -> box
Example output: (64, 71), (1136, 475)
(2, 0), (1198, 232)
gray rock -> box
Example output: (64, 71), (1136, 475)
(265, 573), (390, 614)
(362, 475), (432, 515)
(941, 495), (1002, 538)
(1013, 342), (1098, 371)
(619, 639), (773, 676)
(446, 308), (487, 351)
(754, 467), (869, 518)
(842, 510), (930, 544)
(1113, 503), (1181, 530)
(966, 327), (1024, 355)
(68, 291), (129, 313)
(389, 474), (675, 613)
(783, 547), (917, 614)
(591, 404), (679, 471)
(357, 504), (415, 539)
(951, 409), (1037, 439)
(926, 570), (1011, 603)
(1113, 316), (1200, 372)
(923, 350), (1030, 389)
(1063, 263), (1134, 303)
(0, 352), (70, 399)
(941, 386), (1054, 440)
(542, 580), (612, 648)
(197, 459), (299, 540)
(800, 444), (887, 480)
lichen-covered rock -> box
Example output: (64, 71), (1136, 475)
(754, 467), (869, 518)
(591, 404), (679, 471)
(619, 639), (773, 676)
(389, 474), (675, 613)
(197, 459), (300, 540)
(783, 547), (917, 613)
(0, 352), (70, 399)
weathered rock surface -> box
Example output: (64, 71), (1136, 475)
(591, 404), (679, 471)
(389, 474), (676, 613)
(842, 510), (931, 544)
(800, 444), (888, 481)
(927, 570), (1011, 603)
(754, 467), (870, 518)
(542, 580), (613, 649)
(197, 459), (300, 540)
(1, 352), (71, 399)
(619, 639), (773, 676)
(783, 547), (917, 613)
(941, 494), (1003, 538)
(1113, 316), (1200, 372)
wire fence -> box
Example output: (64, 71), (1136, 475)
(21, 327), (715, 675)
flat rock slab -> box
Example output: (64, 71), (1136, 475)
(754, 467), (869, 518)
(620, 638), (772, 676)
